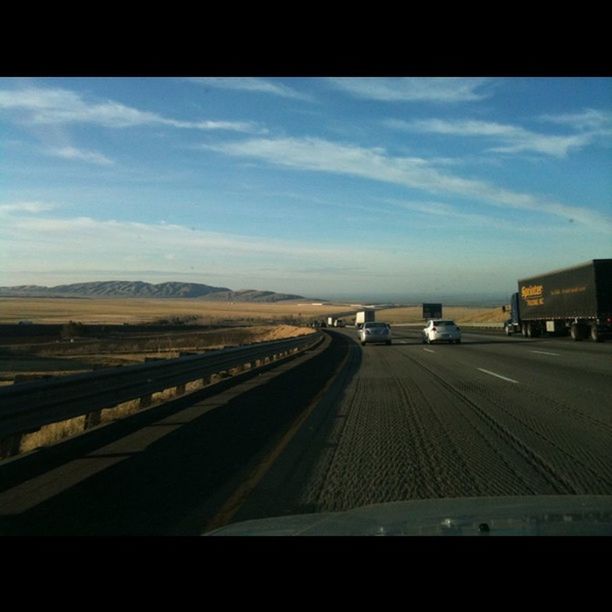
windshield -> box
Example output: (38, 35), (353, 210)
(1, 76), (611, 537)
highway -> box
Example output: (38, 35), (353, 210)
(1, 327), (611, 535)
(227, 327), (612, 525)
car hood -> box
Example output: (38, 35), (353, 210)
(204, 495), (612, 536)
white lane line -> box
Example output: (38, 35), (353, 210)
(530, 350), (560, 356)
(477, 368), (519, 384)
(423, 348), (435, 353)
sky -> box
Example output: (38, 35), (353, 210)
(1, 76), (611, 302)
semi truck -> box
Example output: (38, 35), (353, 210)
(504, 259), (612, 342)
(355, 309), (375, 329)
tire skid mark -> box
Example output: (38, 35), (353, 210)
(390, 372), (536, 496)
(453, 379), (612, 493)
(398, 352), (557, 494)
(391, 373), (488, 497)
(375, 349), (468, 500)
(311, 349), (444, 510)
(389, 376), (459, 499)
(399, 352), (581, 495)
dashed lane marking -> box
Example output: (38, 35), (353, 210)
(530, 350), (560, 356)
(477, 368), (519, 384)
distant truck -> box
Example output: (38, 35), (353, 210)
(504, 259), (612, 342)
(355, 309), (375, 329)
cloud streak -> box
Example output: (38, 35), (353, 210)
(0, 201), (56, 214)
(206, 136), (611, 230)
(384, 118), (594, 158)
(327, 77), (491, 103)
(186, 77), (312, 101)
(45, 145), (114, 165)
(0, 86), (264, 133)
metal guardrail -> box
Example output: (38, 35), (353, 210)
(0, 332), (323, 455)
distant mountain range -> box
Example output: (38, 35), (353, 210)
(0, 281), (307, 302)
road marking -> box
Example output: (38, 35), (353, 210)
(477, 368), (519, 384)
(423, 348), (435, 353)
(530, 350), (560, 356)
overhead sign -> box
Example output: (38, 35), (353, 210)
(422, 303), (443, 319)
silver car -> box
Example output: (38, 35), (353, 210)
(359, 321), (392, 346)
(422, 320), (461, 344)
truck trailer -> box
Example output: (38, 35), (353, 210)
(355, 309), (375, 329)
(504, 259), (612, 342)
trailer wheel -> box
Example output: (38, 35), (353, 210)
(505, 325), (512, 336)
(571, 324), (584, 341)
(590, 325), (602, 342)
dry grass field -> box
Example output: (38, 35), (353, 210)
(0, 297), (347, 325)
(0, 297), (506, 326)
(376, 305), (507, 325)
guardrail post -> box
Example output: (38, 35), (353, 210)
(84, 410), (102, 429)
(175, 383), (186, 397)
(0, 433), (23, 458)
(139, 393), (153, 409)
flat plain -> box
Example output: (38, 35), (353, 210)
(0, 297), (346, 325)
(0, 298), (506, 326)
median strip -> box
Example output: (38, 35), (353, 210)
(477, 368), (519, 384)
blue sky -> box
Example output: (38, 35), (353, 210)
(1, 77), (611, 302)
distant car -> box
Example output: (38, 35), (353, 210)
(422, 320), (461, 344)
(359, 321), (392, 346)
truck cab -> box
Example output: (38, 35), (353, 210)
(504, 292), (521, 336)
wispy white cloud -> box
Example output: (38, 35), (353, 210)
(382, 199), (581, 234)
(0, 201), (56, 214)
(1, 213), (351, 261)
(206, 136), (612, 230)
(0, 86), (264, 133)
(326, 77), (491, 103)
(385, 118), (594, 158)
(45, 145), (114, 165)
(186, 77), (313, 101)
(539, 108), (612, 132)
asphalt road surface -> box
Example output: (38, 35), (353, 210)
(1, 327), (611, 535)
(229, 327), (612, 525)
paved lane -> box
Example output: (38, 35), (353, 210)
(234, 327), (612, 521)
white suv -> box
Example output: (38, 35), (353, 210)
(422, 320), (461, 344)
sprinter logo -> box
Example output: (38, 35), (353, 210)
(521, 284), (544, 306)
